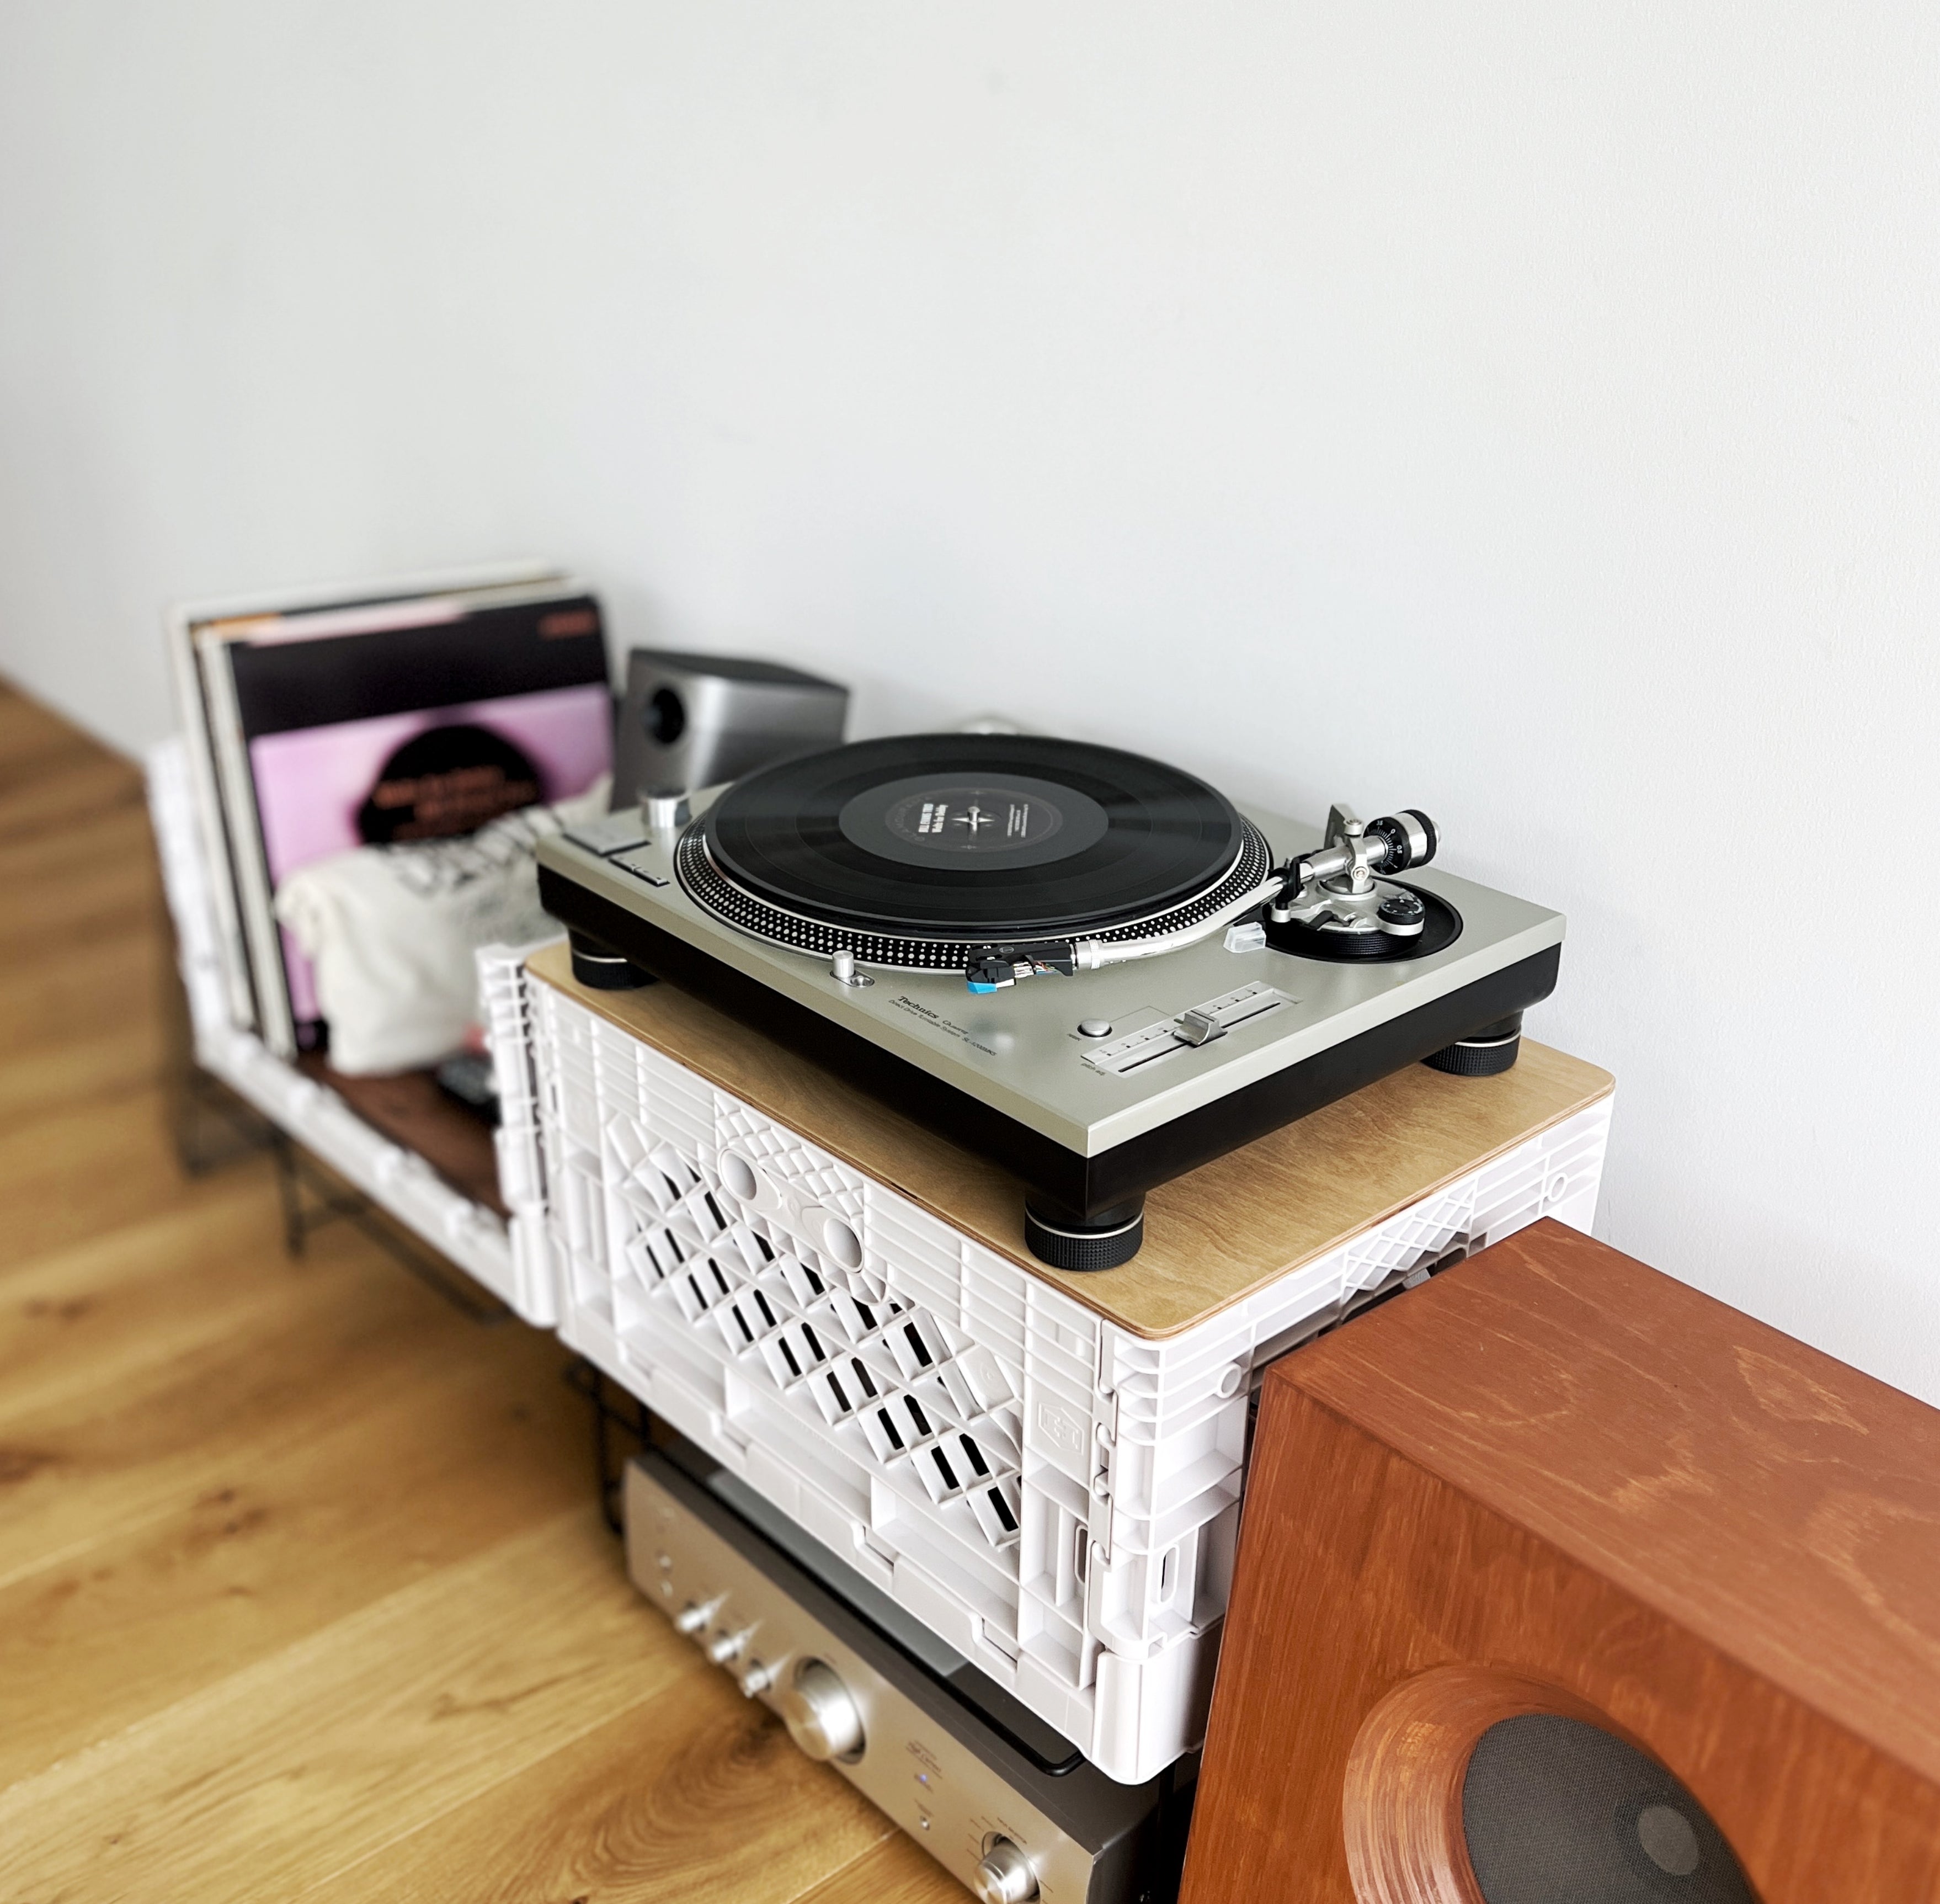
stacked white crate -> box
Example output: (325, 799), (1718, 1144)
(520, 965), (1613, 1783)
(478, 941), (567, 1323)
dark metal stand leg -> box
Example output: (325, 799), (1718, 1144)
(271, 1131), (312, 1258)
(169, 1064), (277, 1179)
(270, 1133), (512, 1326)
(564, 1358), (650, 1537)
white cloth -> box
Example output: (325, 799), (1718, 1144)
(275, 779), (609, 1075)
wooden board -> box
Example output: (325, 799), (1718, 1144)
(0, 682), (968, 1904)
(1179, 1220), (1940, 1903)
(297, 1055), (508, 1217)
(1286, 1218), (1940, 1789)
(529, 939), (1614, 1338)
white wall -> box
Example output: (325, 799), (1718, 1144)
(3, 4), (1936, 1398)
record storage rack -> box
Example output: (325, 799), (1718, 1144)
(148, 737), (557, 1325)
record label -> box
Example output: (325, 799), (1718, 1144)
(840, 773), (1110, 870)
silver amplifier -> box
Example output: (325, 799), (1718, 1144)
(625, 1439), (1194, 1903)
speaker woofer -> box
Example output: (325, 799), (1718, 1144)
(1463, 1714), (1754, 1901)
(1342, 1667), (1757, 1904)
(646, 685), (686, 745)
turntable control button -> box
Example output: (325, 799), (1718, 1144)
(1078, 1019), (1113, 1039)
(1175, 1008), (1227, 1046)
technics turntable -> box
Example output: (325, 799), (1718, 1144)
(535, 735), (1564, 1269)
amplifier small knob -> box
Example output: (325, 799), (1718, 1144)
(777, 1659), (865, 1762)
(706, 1628), (751, 1664)
(973, 1836), (1039, 1903)
(673, 1594), (726, 1636)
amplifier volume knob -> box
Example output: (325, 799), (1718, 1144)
(777, 1659), (866, 1762)
(973, 1837), (1040, 1904)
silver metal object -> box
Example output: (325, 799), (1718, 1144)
(673, 1596), (723, 1634)
(539, 793), (1557, 1161)
(1266, 801), (1438, 927)
(829, 947), (874, 988)
(612, 649), (848, 811)
(1174, 1008), (1225, 1048)
(642, 790), (692, 834)
(1078, 1019), (1113, 1039)
(1325, 803), (1377, 894)
(625, 1446), (1186, 1904)
(777, 1659), (866, 1761)
(1081, 985), (1290, 1079)
(737, 1659), (779, 1698)
(1392, 809), (1431, 864)
(974, 1836), (1041, 1903)
(1273, 873), (1416, 938)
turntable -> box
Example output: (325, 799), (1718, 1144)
(535, 735), (1564, 1269)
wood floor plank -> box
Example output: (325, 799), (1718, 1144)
(0, 929), (157, 1059)
(0, 795), (152, 889)
(0, 742), (143, 834)
(0, 1324), (583, 1783)
(0, 1087), (203, 1270)
(0, 1227), (509, 1572)
(789, 1833), (976, 1904)
(295, 1650), (897, 1904)
(0, 1020), (167, 1131)
(0, 678), (961, 1903)
(0, 1509), (678, 1904)
(0, 826), (156, 967)
(0, 1173), (285, 1417)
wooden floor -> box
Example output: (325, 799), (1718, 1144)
(0, 684), (963, 1903)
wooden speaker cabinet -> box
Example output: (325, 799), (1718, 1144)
(1180, 1219), (1940, 1902)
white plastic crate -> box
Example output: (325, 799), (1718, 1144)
(145, 737), (547, 1323)
(530, 976), (1612, 1783)
(478, 939), (565, 1325)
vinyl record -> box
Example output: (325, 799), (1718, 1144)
(696, 734), (1251, 941)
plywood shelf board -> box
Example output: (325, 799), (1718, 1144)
(527, 940), (1613, 1339)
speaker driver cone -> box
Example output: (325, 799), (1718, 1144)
(1461, 1713), (1755, 1902)
(1341, 1668), (1757, 1904)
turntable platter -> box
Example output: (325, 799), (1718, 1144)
(696, 735), (1255, 941)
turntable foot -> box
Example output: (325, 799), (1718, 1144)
(1023, 1195), (1145, 1272)
(568, 930), (656, 991)
(1423, 1013), (1522, 1077)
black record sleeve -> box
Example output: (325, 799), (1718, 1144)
(226, 596), (609, 736)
